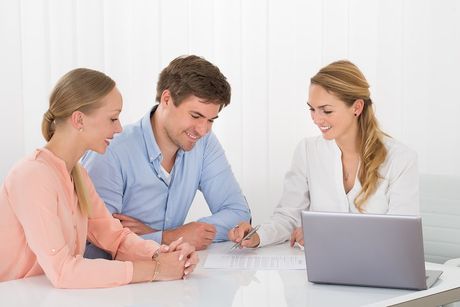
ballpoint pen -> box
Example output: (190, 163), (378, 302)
(230, 224), (261, 250)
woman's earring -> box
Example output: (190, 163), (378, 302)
(79, 127), (84, 132)
(354, 113), (357, 117)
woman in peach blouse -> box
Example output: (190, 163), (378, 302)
(0, 68), (198, 288)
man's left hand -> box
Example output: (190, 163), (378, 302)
(113, 213), (156, 235)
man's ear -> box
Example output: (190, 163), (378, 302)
(160, 90), (172, 106)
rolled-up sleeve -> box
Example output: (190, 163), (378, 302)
(83, 166), (159, 261)
(197, 133), (251, 241)
(8, 162), (133, 289)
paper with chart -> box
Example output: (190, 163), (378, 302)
(204, 253), (305, 270)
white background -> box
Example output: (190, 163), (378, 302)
(1, 0), (459, 225)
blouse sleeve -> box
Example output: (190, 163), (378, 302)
(83, 165), (160, 261)
(386, 147), (420, 215)
(7, 161), (134, 288)
(258, 140), (311, 246)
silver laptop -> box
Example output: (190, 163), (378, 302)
(301, 211), (442, 290)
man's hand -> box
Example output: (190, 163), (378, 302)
(162, 222), (216, 251)
(113, 213), (156, 235)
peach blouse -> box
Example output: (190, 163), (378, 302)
(0, 148), (159, 288)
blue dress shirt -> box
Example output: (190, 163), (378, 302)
(82, 107), (251, 258)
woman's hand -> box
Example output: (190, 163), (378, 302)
(168, 239), (199, 277)
(131, 238), (199, 283)
(290, 227), (304, 247)
(227, 221), (260, 248)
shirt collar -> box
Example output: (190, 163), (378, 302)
(36, 147), (74, 188)
(141, 105), (186, 164)
(141, 105), (162, 163)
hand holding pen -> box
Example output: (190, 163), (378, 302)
(228, 222), (261, 249)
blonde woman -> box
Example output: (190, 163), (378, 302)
(229, 60), (419, 248)
(0, 68), (198, 288)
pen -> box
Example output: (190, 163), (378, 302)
(230, 224), (261, 250)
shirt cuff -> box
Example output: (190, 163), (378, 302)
(141, 231), (163, 244)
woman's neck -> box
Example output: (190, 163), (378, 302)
(45, 132), (85, 174)
(335, 129), (361, 157)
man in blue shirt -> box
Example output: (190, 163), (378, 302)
(83, 55), (251, 258)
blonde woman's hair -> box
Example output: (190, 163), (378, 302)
(311, 60), (388, 212)
(42, 68), (115, 216)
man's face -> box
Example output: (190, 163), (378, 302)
(163, 93), (220, 151)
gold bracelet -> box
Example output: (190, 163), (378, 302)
(152, 248), (161, 260)
(151, 259), (160, 282)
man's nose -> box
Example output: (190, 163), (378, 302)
(196, 119), (210, 136)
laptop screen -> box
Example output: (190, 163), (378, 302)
(301, 211), (440, 290)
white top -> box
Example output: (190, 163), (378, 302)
(258, 136), (419, 247)
(160, 165), (171, 185)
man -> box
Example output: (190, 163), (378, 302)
(83, 55), (251, 258)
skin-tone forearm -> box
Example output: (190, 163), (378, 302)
(131, 260), (157, 283)
(162, 222), (217, 250)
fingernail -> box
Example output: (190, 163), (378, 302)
(179, 254), (184, 261)
(178, 237), (183, 241)
(162, 245), (169, 251)
(184, 270), (189, 275)
(185, 261), (191, 268)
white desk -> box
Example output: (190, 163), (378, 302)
(1, 242), (460, 307)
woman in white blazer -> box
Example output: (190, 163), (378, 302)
(229, 60), (419, 248)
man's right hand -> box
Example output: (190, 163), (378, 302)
(227, 221), (260, 248)
(162, 222), (216, 250)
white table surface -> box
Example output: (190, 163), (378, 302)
(1, 242), (460, 307)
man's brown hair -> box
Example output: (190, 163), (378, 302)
(156, 55), (231, 110)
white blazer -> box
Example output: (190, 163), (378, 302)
(258, 135), (419, 247)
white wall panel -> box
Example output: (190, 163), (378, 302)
(103, 0), (135, 123)
(422, 0), (460, 175)
(322, 0), (349, 63)
(75, 0), (105, 70)
(0, 0), (24, 181)
(189, 0), (215, 59)
(241, 0), (269, 224)
(159, 0), (190, 65)
(213, 0), (243, 180)
(49, 0), (76, 82)
(374, 1), (404, 139)
(130, 0), (161, 122)
(267, 0), (323, 214)
(1, 0), (460, 225)
(402, 0), (431, 175)
(20, 0), (50, 154)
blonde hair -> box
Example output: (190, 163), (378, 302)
(311, 60), (388, 212)
(42, 68), (115, 216)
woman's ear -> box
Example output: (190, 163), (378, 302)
(70, 111), (85, 131)
(353, 99), (365, 117)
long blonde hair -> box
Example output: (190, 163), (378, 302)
(41, 68), (115, 216)
(311, 60), (387, 212)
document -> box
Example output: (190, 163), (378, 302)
(203, 254), (305, 270)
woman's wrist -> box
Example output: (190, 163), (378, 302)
(151, 259), (160, 281)
(151, 250), (161, 281)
